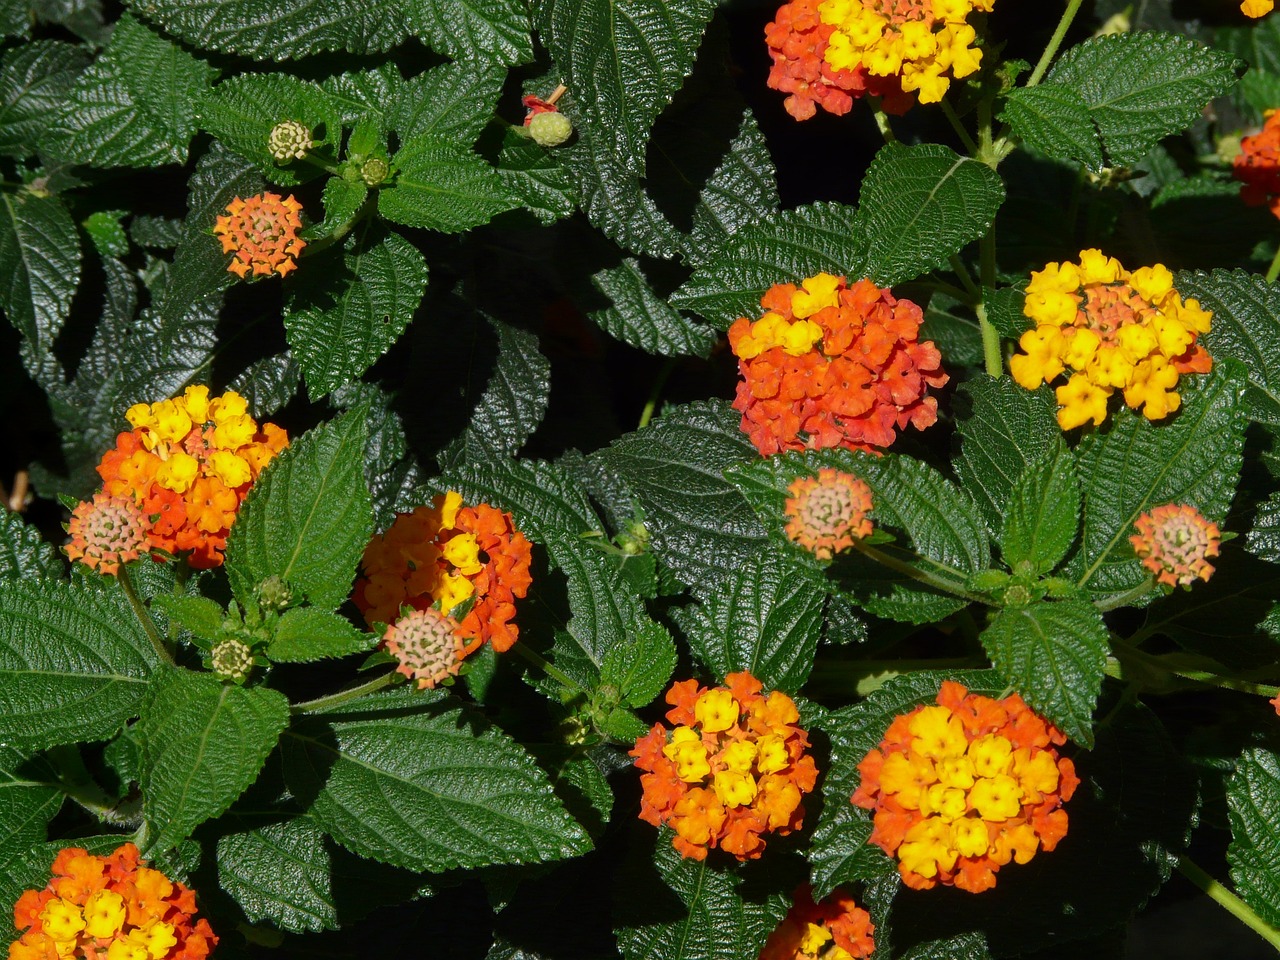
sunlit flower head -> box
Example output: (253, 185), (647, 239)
(729, 274), (947, 456)
(852, 680), (1079, 893)
(785, 468), (873, 559)
(384, 607), (468, 690)
(759, 885), (875, 960)
(1233, 110), (1280, 217)
(1129, 503), (1220, 588)
(1009, 250), (1212, 430)
(213, 191), (306, 279)
(631, 672), (818, 861)
(64, 493), (149, 576)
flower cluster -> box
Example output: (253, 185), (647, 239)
(729, 273), (947, 456)
(852, 680), (1079, 893)
(64, 493), (149, 576)
(353, 492), (534, 663)
(87, 387), (287, 569)
(759, 886), (875, 960)
(817, 0), (994, 106)
(1233, 110), (1280, 218)
(1130, 504), (1221, 588)
(1242, 0), (1273, 17)
(631, 672), (819, 861)
(213, 191), (305, 279)
(765, 0), (912, 121)
(10, 843), (216, 960)
(1009, 250), (1213, 430)
(784, 469), (874, 560)
(267, 120), (313, 162)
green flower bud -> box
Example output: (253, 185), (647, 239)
(528, 111), (573, 148)
(211, 637), (255, 683)
(268, 120), (313, 163)
(360, 157), (389, 186)
(256, 575), (293, 613)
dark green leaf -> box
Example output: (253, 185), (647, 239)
(228, 351), (301, 420)
(687, 110), (779, 265)
(306, 178), (368, 240)
(0, 41), (89, 157)
(920, 294), (984, 369)
(321, 63), (403, 125)
(0, 749), (62, 884)
(589, 258), (717, 357)
(1226, 747), (1280, 928)
(389, 60), (504, 144)
(999, 83), (1104, 171)
(0, 511), (62, 581)
(999, 441), (1079, 574)
(149, 595), (223, 642)
(494, 129), (578, 224)
(898, 933), (992, 960)
(379, 143), (516, 232)
(599, 620), (677, 708)
(269, 607), (373, 662)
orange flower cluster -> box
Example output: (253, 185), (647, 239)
(765, 0), (910, 121)
(91, 387), (287, 568)
(1130, 503), (1221, 588)
(213, 192), (305, 279)
(10, 843), (216, 960)
(631, 672), (818, 861)
(65, 493), (150, 576)
(1233, 111), (1280, 218)
(852, 680), (1079, 893)
(729, 273), (947, 455)
(784, 469), (873, 560)
(759, 886), (875, 960)
(353, 491), (533, 657)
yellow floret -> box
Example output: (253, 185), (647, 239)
(908, 705), (968, 761)
(713, 769), (758, 808)
(1056, 374), (1111, 429)
(695, 689), (740, 733)
(790, 272), (843, 319)
(968, 774), (1023, 821)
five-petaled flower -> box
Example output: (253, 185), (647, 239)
(852, 680), (1079, 893)
(759, 885), (875, 960)
(1130, 503), (1221, 588)
(785, 468), (874, 560)
(213, 191), (306, 279)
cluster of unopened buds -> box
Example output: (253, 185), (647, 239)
(784, 468), (874, 560)
(1130, 503), (1221, 588)
(10, 843), (216, 960)
(730, 273), (947, 455)
(267, 119), (313, 162)
(1010, 250), (1213, 430)
(70, 387), (287, 571)
(353, 491), (533, 689)
(760, 886), (875, 960)
(213, 191), (306, 279)
(631, 672), (818, 861)
(853, 680), (1078, 893)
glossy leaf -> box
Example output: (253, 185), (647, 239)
(589, 258), (717, 357)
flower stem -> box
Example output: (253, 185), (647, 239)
(807, 657), (986, 697)
(118, 566), (173, 665)
(510, 641), (583, 692)
(847, 539), (982, 604)
(1111, 645), (1280, 699)
(46, 744), (117, 821)
(940, 99), (979, 156)
(1266, 242), (1280, 284)
(947, 254), (982, 300)
(638, 357), (678, 430)
(1177, 857), (1280, 953)
(290, 670), (398, 714)
(869, 98), (898, 145)
(1094, 575), (1156, 612)
(975, 230), (1003, 378)
(1027, 0), (1086, 88)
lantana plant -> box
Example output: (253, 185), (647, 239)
(5, 1), (1280, 958)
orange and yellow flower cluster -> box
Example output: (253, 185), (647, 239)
(852, 680), (1079, 893)
(1009, 250), (1212, 430)
(353, 492), (534, 664)
(1233, 110), (1280, 218)
(213, 192), (305, 279)
(1130, 503), (1220, 588)
(730, 274), (947, 456)
(765, 0), (912, 121)
(631, 672), (819, 861)
(10, 843), (216, 960)
(86, 387), (287, 569)
(759, 886), (875, 960)
(784, 469), (874, 560)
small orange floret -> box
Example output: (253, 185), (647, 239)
(631, 672), (818, 861)
(1130, 503), (1221, 588)
(760, 885), (875, 960)
(212, 191), (306, 279)
(1241, 0), (1275, 19)
(64, 493), (149, 575)
(1236, 110), (1280, 217)
(785, 468), (873, 560)
(852, 680), (1077, 893)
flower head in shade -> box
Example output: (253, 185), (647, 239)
(383, 607), (468, 690)
(1234, 110), (1280, 217)
(10, 843), (216, 960)
(852, 680), (1079, 893)
(729, 274), (947, 456)
(760, 886), (875, 960)
(353, 492), (533, 658)
(64, 493), (149, 576)
(1009, 250), (1212, 430)
(93, 387), (287, 568)
(785, 469), (873, 560)
(631, 672), (819, 861)
(1130, 504), (1221, 588)
(213, 191), (305, 279)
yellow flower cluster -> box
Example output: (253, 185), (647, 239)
(818, 0), (993, 104)
(1009, 250), (1212, 430)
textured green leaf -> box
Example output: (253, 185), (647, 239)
(284, 229), (428, 399)
(999, 441), (1079, 574)
(920, 294), (984, 368)
(1226, 747), (1280, 928)
(1070, 363), (1247, 602)
(0, 3), (27, 37)
(379, 143), (516, 232)
(854, 143), (1005, 287)
(404, 0), (531, 65)
(283, 688), (590, 871)
(0, 748), (61, 874)
(589, 258), (717, 357)
(599, 620), (677, 708)
(687, 110), (779, 265)
(1248, 489), (1280, 565)
(333, 382), (419, 527)
(138, 669), (288, 851)
(533, 0), (717, 175)
(149, 595), (223, 642)
(230, 352), (301, 420)
(269, 607), (373, 663)
(388, 60), (503, 144)
(0, 41), (89, 156)
(1047, 32), (1243, 166)
(955, 376), (1062, 536)
(0, 511), (62, 581)
(226, 407), (374, 613)
(1175, 269), (1280, 428)
(306, 177), (368, 240)
(0, 580), (158, 750)
(43, 14), (216, 167)
(594, 400), (767, 591)
(495, 130), (578, 224)
(321, 63), (403, 125)
(615, 836), (788, 960)
(899, 933), (992, 960)
(83, 210), (128, 258)
(671, 550), (825, 693)
(999, 83), (1104, 171)
(981, 600), (1108, 747)
(671, 202), (861, 328)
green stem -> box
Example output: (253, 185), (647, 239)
(975, 231), (1003, 378)
(947, 255), (982, 300)
(1094, 575), (1156, 612)
(1177, 857), (1280, 953)
(118, 566), (173, 665)
(869, 98), (898, 145)
(46, 745), (117, 820)
(807, 657), (986, 696)
(510, 641), (583, 692)
(638, 358), (678, 430)
(1027, 0), (1086, 88)
(1112, 645), (1280, 699)
(1266, 242), (1280, 284)
(939, 99), (979, 156)
(847, 539), (982, 604)
(290, 671), (398, 715)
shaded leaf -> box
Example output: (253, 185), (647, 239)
(999, 441), (1079, 575)
(0, 511), (62, 582)
(379, 143), (516, 232)
(0, 41), (89, 157)
(1226, 747), (1280, 928)
(589, 258), (717, 357)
